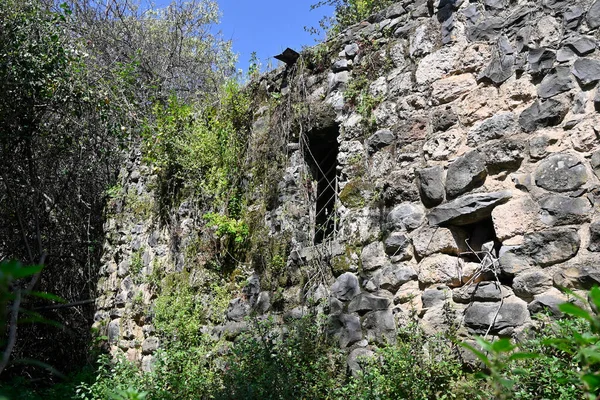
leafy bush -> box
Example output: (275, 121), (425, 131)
(74, 355), (146, 400)
(341, 323), (487, 400)
(14, 287), (600, 400)
(203, 212), (249, 245)
(142, 81), (251, 204)
(510, 317), (584, 399)
(301, 44), (331, 72)
(153, 274), (208, 344)
(545, 287), (600, 399)
(75, 272), (227, 400)
(74, 312), (344, 400)
(219, 314), (346, 400)
(461, 337), (538, 400)
(462, 287), (600, 400)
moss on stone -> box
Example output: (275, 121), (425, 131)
(330, 244), (360, 276)
(339, 178), (372, 209)
(331, 254), (352, 276)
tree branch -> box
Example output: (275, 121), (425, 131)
(0, 289), (22, 376)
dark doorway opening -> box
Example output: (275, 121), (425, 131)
(305, 125), (339, 244)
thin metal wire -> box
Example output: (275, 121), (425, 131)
(300, 134), (338, 194)
(314, 210), (337, 236)
(315, 195), (337, 220)
(457, 239), (504, 340)
(317, 162), (338, 185)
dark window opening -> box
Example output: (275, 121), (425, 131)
(457, 217), (514, 284)
(452, 217), (502, 265)
(305, 124), (339, 244)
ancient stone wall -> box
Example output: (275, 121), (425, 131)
(95, 0), (600, 370)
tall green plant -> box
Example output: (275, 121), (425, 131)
(548, 287), (600, 399)
(219, 314), (345, 400)
(142, 80), (251, 206)
(461, 287), (600, 400)
(461, 337), (538, 400)
(343, 323), (484, 400)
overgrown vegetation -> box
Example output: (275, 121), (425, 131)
(141, 80), (251, 208)
(310, 0), (396, 37)
(302, 44), (332, 73)
(3, 1), (600, 399)
(0, 0), (234, 385)
(0, 0), (116, 380)
(341, 38), (394, 132)
(138, 78), (255, 272)
(5, 286), (600, 400)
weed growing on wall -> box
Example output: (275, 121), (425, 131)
(139, 79), (255, 271)
(341, 39), (394, 132)
(301, 44), (332, 73)
(142, 80), (252, 218)
(310, 0), (396, 37)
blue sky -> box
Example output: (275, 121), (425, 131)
(156, 1), (335, 73)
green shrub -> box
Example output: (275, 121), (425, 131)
(218, 314), (346, 400)
(129, 249), (144, 284)
(546, 287), (600, 399)
(153, 274), (207, 344)
(342, 323), (487, 400)
(301, 44), (331, 72)
(203, 212), (249, 246)
(24, 288), (600, 400)
(461, 287), (600, 400)
(142, 81), (251, 209)
(510, 317), (584, 400)
(75, 273), (227, 400)
(461, 337), (538, 400)
(74, 355), (145, 400)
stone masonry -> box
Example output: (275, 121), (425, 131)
(95, 0), (600, 371)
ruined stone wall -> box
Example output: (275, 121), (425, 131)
(95, 0), (600, 370)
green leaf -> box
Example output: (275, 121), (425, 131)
(25, 291), (65, 303)
(474, 336), (494, 353)
(473, 371), (489, 380)
(581, 373), (600, 392)
(491, 338), (515, 354)
(499, 377), (515, 389)
(459, 342), (491, 368)
(589, 286), (600, 312)
(580, 348), (600, 364)
(557, 286), (587, 303)
(559, 303), (593, 322)
(11, 264), (43, 279)
(508, 352), (539, 361)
